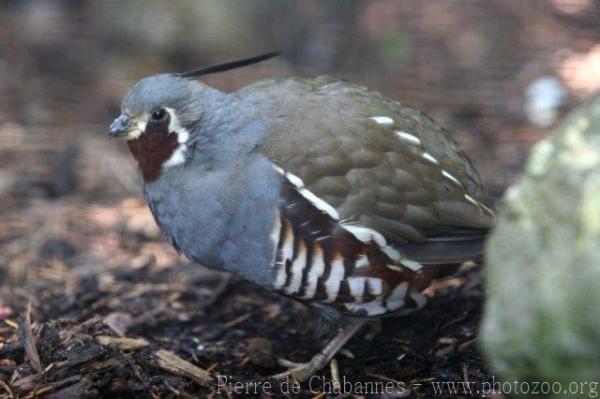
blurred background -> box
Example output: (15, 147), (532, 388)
(0, 1), (599, 395)
(3, 0), (599, 279)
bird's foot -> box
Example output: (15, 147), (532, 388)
(268, 355), (326, 382)
(267, 318), (366, 383)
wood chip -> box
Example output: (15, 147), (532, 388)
(153, 349), (211, 386)
(23, 302), (42, 374)
(96, 335), (149, 351)
(102, 312), (133, 337)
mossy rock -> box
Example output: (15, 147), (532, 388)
(481, 95), (600, 392)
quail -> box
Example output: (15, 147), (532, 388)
(108, 52), (495, 381)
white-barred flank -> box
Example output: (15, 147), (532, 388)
(273, 166), (340, 220)
(355, 254), (370, 269)
(273, 220), (294, 290)
(285, 239), (306, 295)
(301, 242), (326, 299)
(342, 225), (401, 262)
(347, 277), (385, 304)
(400, 259), (423, 272)
(163, 107), (191, 168)
(324, 257), (345, 302)
(269, 161), (430, 317)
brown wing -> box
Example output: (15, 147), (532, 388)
(237, 77), (494, 255)
(270, 170), (438, 317)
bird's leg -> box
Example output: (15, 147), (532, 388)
(269, 318), (366, 382)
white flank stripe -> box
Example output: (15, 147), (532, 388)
(442, 170), (462, 186)
(347, 277), (366, 302)
(401, 259), (423, 271)
(284, 172), (304, 188)
(272, 165), (340, 220)
(269, 213), (281, 266)
(390, 282), (408, 301)
(270, 213), (281, 245)
(345, 300), (387, 316)
(382, 246), (401, 261)
(386, 282), (408, 311)
(422, 152), (439, 165)
(344, 225), (400, 261)
(369, 116), (394, 126)
(395, 131), (421, 146)
(355, 254), (370, 269)
(302, 243), (325, 299)
(324, 257), (345, 302)
(298, 188), (340, 219)
(411, 292), (427, 310)
(274, 265), (287, 290)
(367, 278), (383, 296)
(285, 242), (306, 295)
(274, 222), (294, 289)
(343, 225), (387, 247)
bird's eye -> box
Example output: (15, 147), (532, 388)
(150, 109), (167, 122)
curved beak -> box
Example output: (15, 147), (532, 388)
(108, 114), (132, 137)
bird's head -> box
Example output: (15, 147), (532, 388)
(108, 52), (279, 182)
(109, 74), (206, 182)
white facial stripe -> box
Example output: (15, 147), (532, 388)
(395, 131), (421, 146)
(162, 108), (190, 168)
(137, 119), (148, 132)
(126, 129), (143, 140)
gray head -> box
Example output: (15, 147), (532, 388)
(108, 52), (279, 182)
(108, 74), (221, 182)
(109, 74), (209, 141)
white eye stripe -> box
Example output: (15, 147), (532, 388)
(161, 108), (190, 168)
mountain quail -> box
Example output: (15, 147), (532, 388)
(108, 52), (495, 381)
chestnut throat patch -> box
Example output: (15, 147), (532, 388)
(127, 127), (179, 182)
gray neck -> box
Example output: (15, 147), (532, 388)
(143, 89), (279, 287)
(187, 87), (268, 170)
